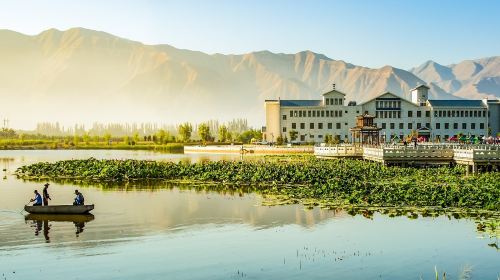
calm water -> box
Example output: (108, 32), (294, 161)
(0, 150), (498, 280)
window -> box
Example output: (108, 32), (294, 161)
(417, 123), (421, 129)
(471, 123), (476, 129)
(310, 134), (314, 139)
(292, 123), (296, 129)
(445, 123), (449, 129)
(334, 111), (338, 117)
(310, 123), (314, 129)
(390, 123), (395, 129)
(417, 111), (422, 117)
(318, 123), (323, 129)
(339, 111), (343, 117)
(399, 123), (404, 129)
(321, 111), (324, 117)
(398, 111), (401, 118)
(308, 111), (311, 117)
(282, 115), (287, 120)
(382, 123), (386, 129)
(480, 123), (485, 129)
(453, 123), (458, 129)
(312, 111), (316, 117)
(326, 99), (330, 105)
(408, 123), (413, 129)
(474, 111), (477, 117)
(426, 123), (430, 128)
(435, 123), (441, 129)
(282, 127), (286, 133)
(460, 111), (464, 118)
(290, 111), (293, 117)
(318, 135), (323, 138)
(408, 111), (413, 117)
(326, 111), (330, 117)
(425, 111), (429, 117)
(328, 123), (333, 129)
(336, 123), (341, 129)
(300, 123), (305, 129)
(462, 123), (466, 129)
(299, 111), (303, 117)
(465, 111), (469, 117)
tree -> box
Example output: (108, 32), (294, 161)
(289, 130), (298, 142)
(82, 133), (90, 144)
(218, 125), (229, 142)
(178, 123), (192, 142)
(198, 123), (211, 144)
(103, 133), (112, 145)
(73, 135), (80, 146)
(156, 129), (168, 144)
(123, 135), (130, 145)
(238, 129), (262, 144)
(324, 134), (332, 144)
(276, 134), (284, 145)
(133, 132), (140, 144)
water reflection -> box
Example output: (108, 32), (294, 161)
(25, 214), (95, 241)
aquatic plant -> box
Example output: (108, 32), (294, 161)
(15, 157), (500, 210)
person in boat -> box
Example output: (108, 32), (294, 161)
(42, 183), (51, 206)
(30, 190), (42, 206)
(73, 190), (85, 206)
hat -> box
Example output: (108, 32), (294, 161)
(44, 183), (50, 187)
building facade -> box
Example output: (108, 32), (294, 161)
(263, 85), (498, 143)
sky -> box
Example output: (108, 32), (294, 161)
(0, 0), (499, 69)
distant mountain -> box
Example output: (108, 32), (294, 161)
(410, 57), (500, 99)
(0, 28), (484, 128)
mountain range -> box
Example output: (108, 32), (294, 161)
(0, 27), (498, 129)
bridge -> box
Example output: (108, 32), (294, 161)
(315, 144), (500, 174)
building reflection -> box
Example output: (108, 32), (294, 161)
(25, 214), (95, 241)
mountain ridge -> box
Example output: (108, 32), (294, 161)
(0, 27), (496, 129)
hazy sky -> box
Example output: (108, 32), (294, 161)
(0, 0), (499, 69)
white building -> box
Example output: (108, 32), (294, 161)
(263, 85), (498, 143)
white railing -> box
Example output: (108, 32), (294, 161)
(314, 145), (363, 157)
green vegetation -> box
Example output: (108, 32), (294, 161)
(177, 122), (193, 142)
(16, 157), (500, 211)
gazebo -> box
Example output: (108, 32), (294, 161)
(350, 114), (382, 146)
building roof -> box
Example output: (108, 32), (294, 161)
(322, 89), (346, 96)
(427, 100), (487, 108)
(411, 84), (430, 91)
(279, 100), (322, 107)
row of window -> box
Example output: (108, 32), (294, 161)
(376, 100), (401, 109)
(285, 122), (345, 132)
(325, 98), (344, 106)
(297, 134), (349, 141)
(378, 122), (485, 130)
(434, 110), (486, 118)
(286, 110), (349, 119)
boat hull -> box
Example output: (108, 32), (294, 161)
(24, 204), (94, 214)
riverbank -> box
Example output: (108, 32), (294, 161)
(184, 145), (313, 154)
(0, 140), (184, 152)
(16, 157), (500, 211)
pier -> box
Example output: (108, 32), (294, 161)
(315, 144), (500, 174)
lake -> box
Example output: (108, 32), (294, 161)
(0, 150), (498, 279)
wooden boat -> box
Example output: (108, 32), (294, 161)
(24, 204), (94, 214)
(24, 213), (95, 223)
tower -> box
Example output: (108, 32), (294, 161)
(411, 85), (430, 106)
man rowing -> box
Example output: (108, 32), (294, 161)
(73, 190), (85, 205)
(30, 190), (42, 206)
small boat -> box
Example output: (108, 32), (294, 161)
(24, 204), (94, 214)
